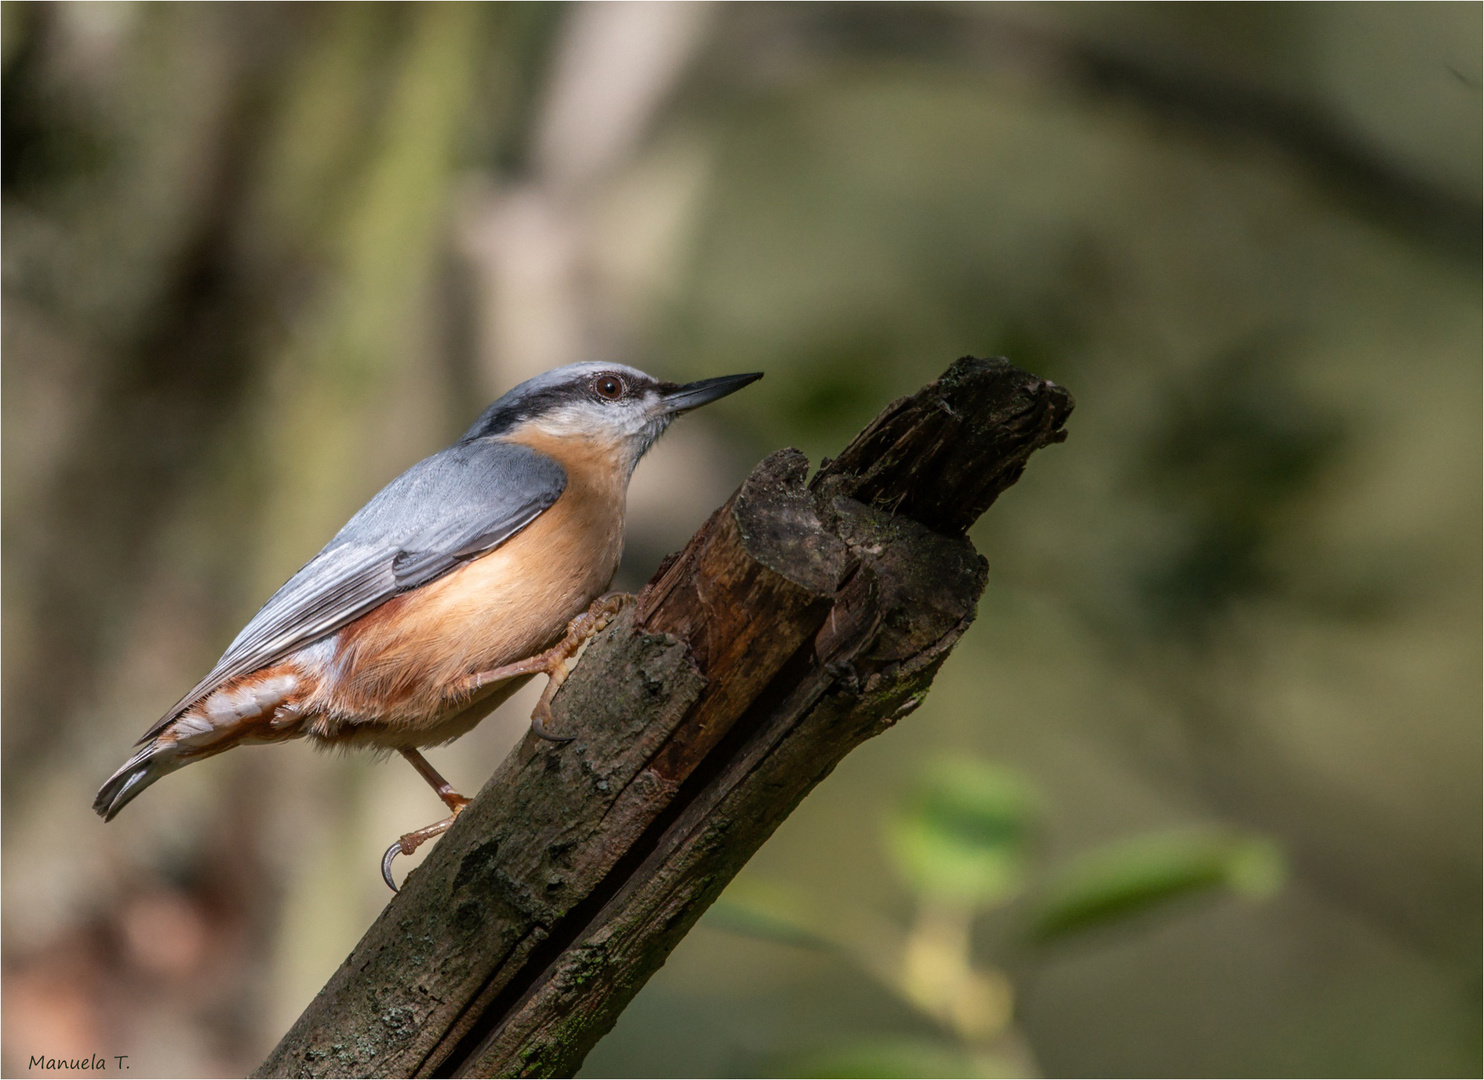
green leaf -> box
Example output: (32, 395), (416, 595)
(1026, 829), (1285, 945)
(887, 760), (1041, 907)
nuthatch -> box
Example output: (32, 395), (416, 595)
(94, 363), (762, 888)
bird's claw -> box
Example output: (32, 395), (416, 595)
(382, 840), (405, 892)
(525, 592), (634, 740)
(459, 593), (635, 743)
(380, 805), (467, 892)
(382, 756), (470, 891)
(530, 708), (576, 743)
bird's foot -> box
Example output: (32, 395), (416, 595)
(383, 748), (472, 891)
(460, 592), (635, 743)
(381, 795), (470, 892)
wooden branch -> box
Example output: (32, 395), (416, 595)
(254, 356), (1072, 1079)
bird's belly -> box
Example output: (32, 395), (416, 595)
(298, 505), (623, 745)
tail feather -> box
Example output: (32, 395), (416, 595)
(95, 668), (304, 820)
(93, 741), (191, 821)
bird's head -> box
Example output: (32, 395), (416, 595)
(463, 362), (763, 478)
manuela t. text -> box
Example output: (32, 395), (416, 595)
(28, 1054), (128, 1071)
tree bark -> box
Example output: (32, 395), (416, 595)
(254, 355), (1073, 1079)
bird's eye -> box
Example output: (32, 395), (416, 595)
(593, 374), (625, 401)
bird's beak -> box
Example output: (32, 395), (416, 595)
(657, 372), (764, 415)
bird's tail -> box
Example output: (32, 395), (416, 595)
(94, 670), (304, 820)
(93, 738), (195, 821)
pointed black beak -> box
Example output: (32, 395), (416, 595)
(658, 372), (764, 415)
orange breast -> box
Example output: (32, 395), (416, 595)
(299, 430), (629, 746)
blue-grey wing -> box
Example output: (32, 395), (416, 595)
(142, 438), (566, 739)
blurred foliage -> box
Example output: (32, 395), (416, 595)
(887, 760), (1039, 907)
(715, 757), (1287, 1076)
(1026, 829), (1284, 945)
(1134, 342), (1348, 636)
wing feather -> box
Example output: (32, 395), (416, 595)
(139, 438), (566, 741)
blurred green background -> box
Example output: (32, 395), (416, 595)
(2, 3), (1478, 1077)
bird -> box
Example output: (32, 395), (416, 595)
(93, 362), (762, 888)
